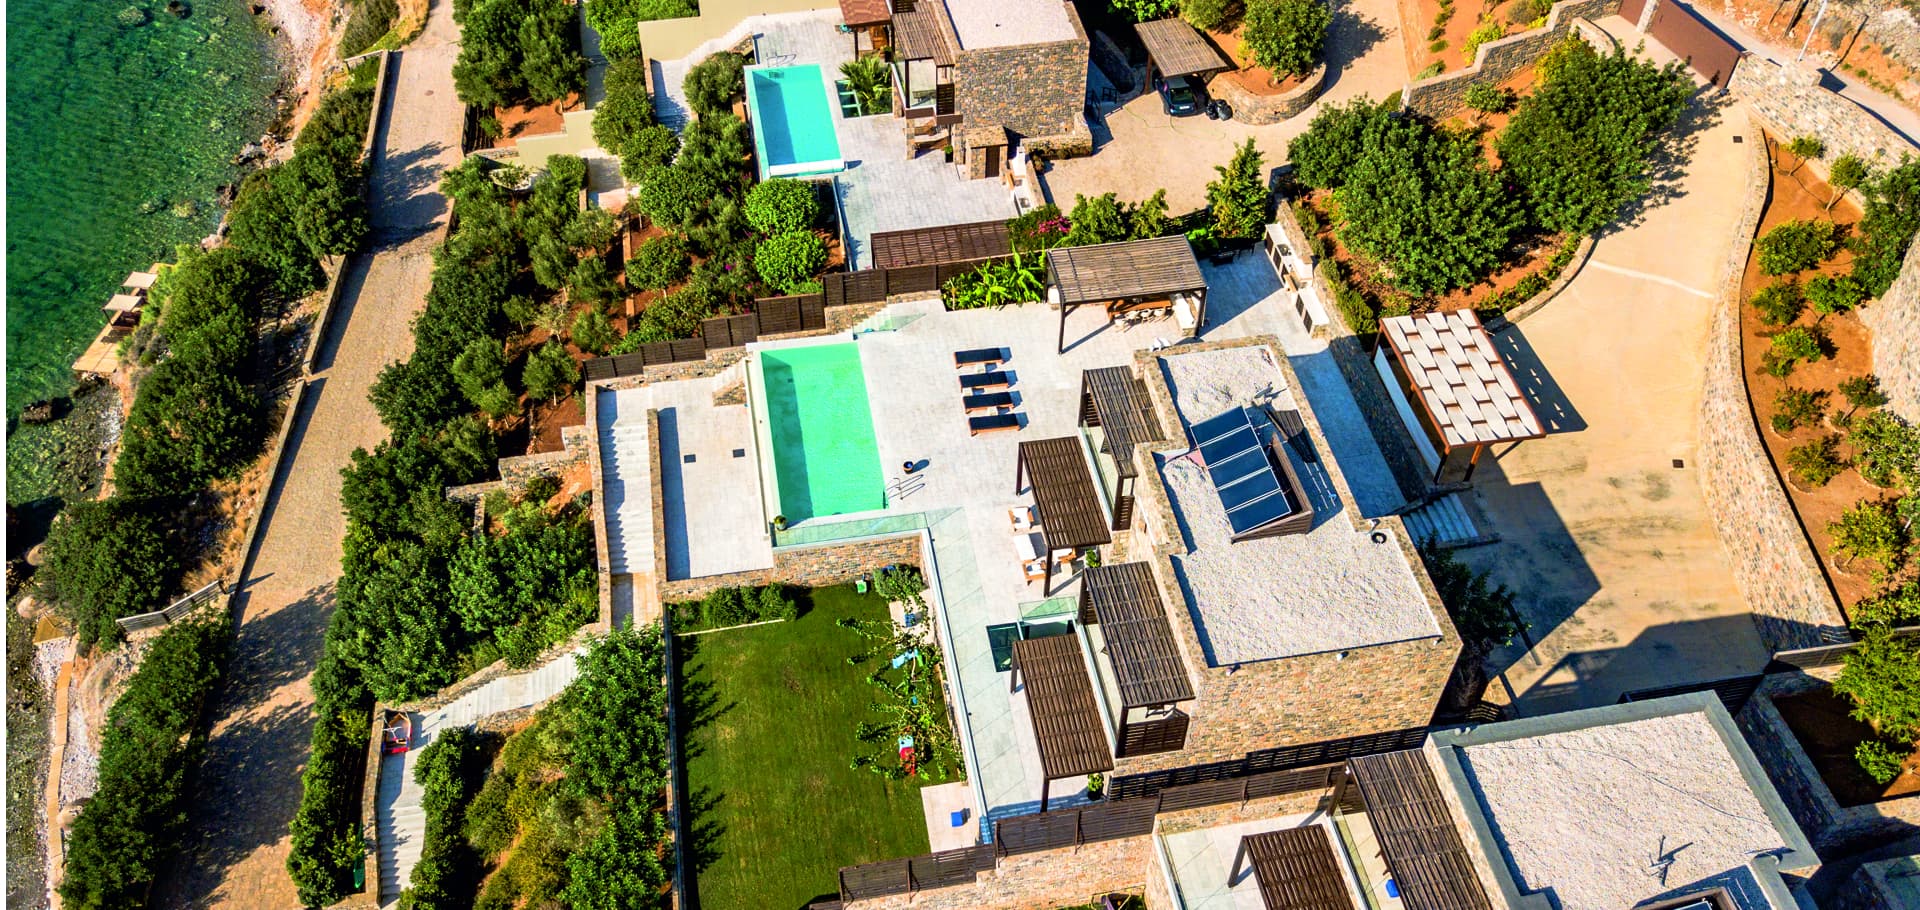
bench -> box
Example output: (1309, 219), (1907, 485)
(968, 413), (1020, 436)
(959, 371), (1011, 391)
(954, 347), (1005, 369)
(963, 391), (1014, 413)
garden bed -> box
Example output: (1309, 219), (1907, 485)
(1203, 26), (1310, 96)
(1397, 0), (1545, 75)
(490, 92), (582, 145)
(1737, 137), (1882, 610)
(676, 583), (950, 909)
(1774, 684), (1920, 806)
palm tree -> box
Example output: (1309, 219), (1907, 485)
(840, 54), (892, 116)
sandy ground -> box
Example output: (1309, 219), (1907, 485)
(260, 0), (342, 134)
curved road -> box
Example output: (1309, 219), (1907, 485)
(154, 3), (462, 906)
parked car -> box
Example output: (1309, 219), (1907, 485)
(1159, 74), (1206, 117)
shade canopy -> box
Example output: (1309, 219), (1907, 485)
(1380, 310), (1543, 449)
(838, 0), (890, 26)
(870, 219), (1011, 270)
(1011, 634), (1114, 781)
(1347, 750), (1493, 910)
(1238, 827), (1354, 910)
(1135, 17), (1231, 78)
(893, 6), (954, 64)
(1047, 236), (1206, 307)
(1016, 438), (1114, 553)
(1080, 562), (1192, 707)
(1081, 367), (1166, 480)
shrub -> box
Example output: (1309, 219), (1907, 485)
(672, 584), (796, 631)
(1771, 387), (1826, 434)
(1322, 260), (1377, 335)
(1008, 203), (1069, 252)
(1064, 193), (1131, 246)
(592, 59), (654, 154)
(1503, 0), (1535, 25)
(1840, 374), (1890, 414)
(683, 52), (746, 117)
(620, 124), (681, 184)
(1769, 326), (1825, 367)
(1288, 96), (1394, 190)
(340, 0), (399, 57)
(1335, 116), (1518, 293)
(1834, 625), (1920, 768)
(522, 340), (580, 401)
(1110, 0), (1179, 21)
(403, 727), (487, 910)
(635, 165), (717, 230)
(452, 0), (587, 108)
(1806, 274), (1865, 315)
(1183, 0), (1243, 30)
(286, 701), (370, 908)
(1749, 279), (1803, 325)
(626, 235), (691, 292)
(744, 178), (820, 235)
(583, 0), (696, 62)
(1461, 16), (1504, 61)
(1206, 139), (1270, 239)
(1856, 739), (1909, 785)
(1464, 82), (1515, 114)
(1829, 499), (1905, 577)
(38, 497), (185, 649)
(1855, 578), (1920, 627)
(840, 54), (893, 115)
(1828, 153), (1871, 212)
(570, 307), (616, 355)
(1848, 409), (1920, 489)
(942, 250), (1047, 309)
(629, 285), (718, 341)
(1242, 0), (1332, 78)
(1757, 219), (1839, 275)
(1419, 542), (1525, 656)
(754, 231), (828, 293)
(1851, 158), (1920, 296)
(1787, 435), (1845, 487)
(1786, 134), (1825, 165)
(453, 338), (516, 418)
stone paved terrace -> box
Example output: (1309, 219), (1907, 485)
(603, 249), (1414, 834)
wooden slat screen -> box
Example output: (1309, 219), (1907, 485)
(800, 295), (827, 330)
(1111, 728), (1425, 800)
(1118, 712), (1189, 758)
(757, 295), (804, 334)
(889, 264), (939, 294)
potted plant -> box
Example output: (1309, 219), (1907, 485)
(773, 515), (788, 532)
(1086, 772), (1105, 800)
(1085, 549), (1102, 569)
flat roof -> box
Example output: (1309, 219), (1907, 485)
(1011, 634), (1114, 780)
(1048, 236), (1205, 307)
(1430, 695), (1819, 910)
(1381, 310), (1543, 449)
(1156, 346), (1439, 665)
(942, 0), (1075, 49)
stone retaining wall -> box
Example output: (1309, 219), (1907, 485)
(1856, 237), (1920, 422)
(657, 534), (923, 602)
(1207, 64), (1327, 124)
(446, 424), (594, 504)
(1499, 235), (1596, 324)
(1697, 114), (1849, 650)
(1730, 55), (1920, 169)
(1736, 671), (1920, 855)
(1402, 0), (1623, 119)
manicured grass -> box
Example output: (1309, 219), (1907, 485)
(677, 584), (937, 910)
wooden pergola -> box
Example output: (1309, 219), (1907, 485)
(1079, 367), (1167, 530)
(1047, 237), (1207, 353)
(1014, 438), (1113, 595)
(1346, 750), (1494, 910)
(1229, 827), (1354, 910)
(1078, 562), (1194, 757)
(1378, 310), (1544, 485)
(869, 219), (1010, 270)
(1135, 17), (1231, 80)
(1009, 633), (1113, 812)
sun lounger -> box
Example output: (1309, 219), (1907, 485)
(1023, 558), (1047, 582)
(1009, 505), (1036, 531)
(955, 347), (1005, 369)
(963, 391), (1014, 414)
(969, 413), (1020, 436)
(959, 371), (1011, 391)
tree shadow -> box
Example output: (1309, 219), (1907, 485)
(1324, 5), (1391, 87)
(1603, 87), (1728, 235)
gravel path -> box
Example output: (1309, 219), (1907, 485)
(151, 3), (464, 905)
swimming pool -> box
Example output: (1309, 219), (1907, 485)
(757, 343), (884, 522)
(744, 64), (845, 181)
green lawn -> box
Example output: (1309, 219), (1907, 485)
(677, 584), (936, 910)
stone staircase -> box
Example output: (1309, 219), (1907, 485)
(1398, 492), (1495, 549)
(598, 407), (653, 577)
(374, 649), (588, 905)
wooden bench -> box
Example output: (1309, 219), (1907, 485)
(959, 371), (1011, 391)
(968, 413), (1020, 436)
(955, 347), (1005, 369)
(963, 391), (1014, 413)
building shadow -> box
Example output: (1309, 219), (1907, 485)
(1488, 323), (1586, 434)
(1454, 462), (1602, 674)
(1498, 612), (1772, 716)
(658, 406), (694, 580)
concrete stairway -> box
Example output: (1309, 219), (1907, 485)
(1399, 492), (1494, 549)
(599, 413), (653, 577)
(374, 648), (587, 906)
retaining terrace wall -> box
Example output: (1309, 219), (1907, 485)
(1697, 115), (1849, 651)
(1206, 63), (1327, 124)
(1735, 672), (1920, 855)
(1729, 55), (1920, 168)
(1856, 236), (1920, 423)
(1401, 0), (1624, 119)
(445, 424), (594, 504)
(656, 534), (923, 602)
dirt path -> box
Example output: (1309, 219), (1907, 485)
(152, 3), (463, 906)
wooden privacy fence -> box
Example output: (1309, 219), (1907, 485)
(835, 762), (1344, 902)
(1108, 726), (1425, 800)
(115, 579), (229, 634)
(1620, 673), (1766, 714)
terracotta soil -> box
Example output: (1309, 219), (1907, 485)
(1738, 135), (1884, 613)
(1299, 191), (1566, 316)
(1708, 0), (1919, 112)
(1397, 0), (1541, 75)
(1203, 27), (1309, 96)
(1774, 685), (1920, 806)
(493, 93), (582, 146)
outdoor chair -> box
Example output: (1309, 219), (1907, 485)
(1009, 505), (1036, 532)
(968, 413), (1020, 435)
(1023, 558), (1047, 582)
(959, 371), (1011, 391)
(954, 347), (1005, 370)
(963, 391), (1014, 414)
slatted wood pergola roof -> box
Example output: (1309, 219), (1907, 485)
(1234, 827), (1355, 910)
(1346, 750), (1493, 910)
(1135, 17), (1231, 78)
(1017, 437), (1114, 596)
(1047, 236), (1206, 306)
(1010, 634), (1114, 786)
(869, 219), (1011, 270)
(1080, 367), (1166, 480)
(1079, 562), (1192, 707)
(837, 0), (890, 26)
(893, 6), (954, 65)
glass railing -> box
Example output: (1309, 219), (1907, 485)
(773, 511), (930, 547)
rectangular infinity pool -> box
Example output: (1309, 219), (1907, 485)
(758, 343), (884, 522)
(744, 64), (845, 181)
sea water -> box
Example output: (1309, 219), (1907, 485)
(6, 0), (280, 416)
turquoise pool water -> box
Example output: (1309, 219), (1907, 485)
(760, 343), (884, 522)
(744, 65), (844, 180)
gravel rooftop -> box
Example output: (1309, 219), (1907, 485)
(942, 0), (1076, 49)
(1157, 346), (1438, 666)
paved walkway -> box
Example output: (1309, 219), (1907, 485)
(1457, 51), (1769, 714)
(153, 2), (464, 905)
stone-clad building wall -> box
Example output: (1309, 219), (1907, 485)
(1402, 0), (1622, 119)
(953, 2), (1091, 161)
(1736, 672), (1920, 855)
(1112, 337), (1461, 777)
(1857, 235), (1920, 423)
(1698, 114), (1849, 650)
(657, 534), (923, 602)
(841, 788), (1325, 910)
(1730, 55), (1920, 168)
